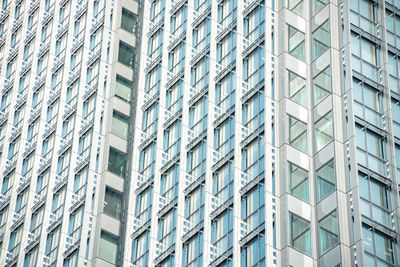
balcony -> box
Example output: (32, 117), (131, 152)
(79, 112), (95, 137)
(141, 89), (160, 111)
(132, 217), (151, 239)
(183, 172), (205, 195)
(5, 244), (20, 266)
(0, 192), (11, 210)
(42, 117), (57, 139)
(182, 216), (204, 242)
(10, 207), (26, 231)
(9, 123), (23, 143)
(210, 190), (233, 219)
(17, 175), (31, 193)
(42, 4), (54, 26)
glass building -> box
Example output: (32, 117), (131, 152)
(1, 0), (400, 267)
(0, 0), (140, 266)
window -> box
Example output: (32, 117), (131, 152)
(133, 232), (149, 265)
(241, 234), (265, 266)
(355, 125), (387, 176)
(316, 159), (335, 201)
(312, 0), (329, 16)
(351, 33), (380, 82)
(168, 42), (185, 74)
(118, 41), (135, 69)
(350, 0), (377, 36)
(189, 96), (207, 137)
(145, 65), (162, 97)
(319, 210), (338, 255)
(108, 147), (127, 178)
(362, 225), (395, 265)
(103, 188), (123, 220)
(359, 173), (391, 228)
(314, 112), (333, 151)
(193, 18), (210, 51)
(217, 32), (236, 67)
(183, 233), (203, 266)
(139, 143), (156, 178)
(191, 57), (209, 91)
(99, 231), (119, 264)
(211, 210), (233, 257)
(313, 20), (330, 60)
(242, 137), (265, 181)
(214, 118), (234, 156)
(185, 186), (204, 226)
(121, 8), (138, 35)
(289, 116), (307, 153)
(112, 112), (129, 140)
(288, 25), (305, 61)
(288, 70), (306, 106)
(135, 188), (153, 222)
(243, 46), (264, 87)
(290, 213), (311, 255)
(157, 209), (176, 249)
(353, 78), (383, 129)
(244, 4), (264, 42)
(242, 91), (264, 132)
(187, 142), (207, 178)
(115, 75), (132, 102)
(213, 162), (234, 204)
(288, 0), (304, 17)
(170, 6), (187, 36)
(160, 164), (179, 201)
(241, 184), (264, 232)
(313, 67), (331, 106)
(289, 163), (309, 202)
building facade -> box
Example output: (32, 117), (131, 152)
(1, 0), (400, 267)
(0, 0), (139, 266)
(124, 0), (400, 266)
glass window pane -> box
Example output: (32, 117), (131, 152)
(288, 0), (304, 17)
(112, 112), (129, 140)
(319, 210), (339, 255)
(108, 147), (127, 178)
(99, 231), (119, 264)
(288, 71), (306, 106)
(289, 116), (307, 153)
(315, 112), (333, 151)
(313, 21), (330, 60)
(289, 163), (309, 202)
(121, 8), (138, 35)
(317, 159), (335, 201)
(290, 213), (311, 255)
(115, 75), (132, 102)
(104, 188), (123, 220)
(118, 41), (135, 69)
(288, 25), (305, 61)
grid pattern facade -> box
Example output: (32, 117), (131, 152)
(0, 0), (139, 266)
(125, 0), (400, 267)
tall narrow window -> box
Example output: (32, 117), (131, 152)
(99, 231), (119, 264)
(319, 210), (339, 255)
(289, 116), (307, 153)
(316, 159), (335, 201)
(315, 112), (333, 151)
(288, 70), (306, 106)
(103, 187), (123, 220)
(115, 75), (132, 102)
(108, 147), (127, 178)
(118, 41), (135, 69)
(111, 112), (129, 140)
(288, 25), (305, 61)
(289, 213), (311, 255)
(289, 163), (309, 202)
(313, 67), (331, 105)
(288, 0), (304, 17)
(312, 0), (329, 16)
(312, 20), (330, 60)
(121, 8), (138, 35)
